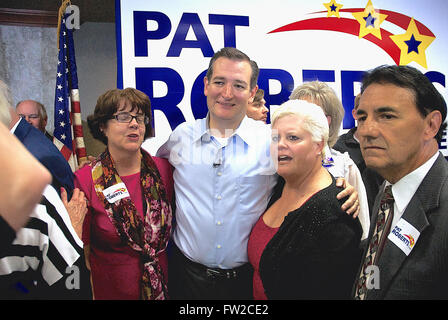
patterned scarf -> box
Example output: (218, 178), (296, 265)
(91, 148), (172, 300)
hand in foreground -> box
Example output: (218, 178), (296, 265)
(61, 187), (87, 239)
(336, 178), (360, 218)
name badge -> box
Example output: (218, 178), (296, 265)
(388, 218), (420, 256)
(102, 183), (130, 203)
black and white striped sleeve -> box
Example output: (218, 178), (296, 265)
(0, 185), (83, 287)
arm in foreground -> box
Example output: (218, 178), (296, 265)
(0, 122), (52, 232)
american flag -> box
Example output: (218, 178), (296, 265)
(53, 10), (86, 171)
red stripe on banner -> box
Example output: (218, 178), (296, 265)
(268, 17), (360, 34)
(268, 17), (401, 65)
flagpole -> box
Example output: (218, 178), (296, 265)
(57, 0), (71, 49)
(53, 0), (87, 171)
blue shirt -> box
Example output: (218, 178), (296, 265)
(156, 116), (277, 269)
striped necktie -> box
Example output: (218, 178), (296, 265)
(355, 185), (394, 300)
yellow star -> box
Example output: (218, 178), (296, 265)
(324, 0), (343, 18)
(352, 0), (388, 39)
(390, 18), (435, 68)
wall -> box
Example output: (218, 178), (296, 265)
(0, 21), (116, 155)
(73, 22), (116, 120)
(0, 24), (57, 131)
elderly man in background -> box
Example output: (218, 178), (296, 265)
(7, 97), (74, 195)
(16, 99), (53, 140)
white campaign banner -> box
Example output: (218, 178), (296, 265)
(116, 0), (448, 156)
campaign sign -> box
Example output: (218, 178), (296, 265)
(115, 0), (448, 155)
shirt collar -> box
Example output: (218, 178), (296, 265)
(192, 115), (211, 143)
(388, 151), (440, 214)
(10, 117), (22, 133)
(235, 115), (262, 146)
(192, 114), (261, 146)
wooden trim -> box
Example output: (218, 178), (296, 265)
(0, 8), (58, 28)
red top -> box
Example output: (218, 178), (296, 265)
(74, 156), (173, 300)
(247, 216), (279, 300)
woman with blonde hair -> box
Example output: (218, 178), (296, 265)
(290, 81), (370, 240)
(248, 99), (362, 299)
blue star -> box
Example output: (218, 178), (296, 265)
(405, 34), (422, 54)
(330, 4), (337, 11)
(364, 13), (376, 27)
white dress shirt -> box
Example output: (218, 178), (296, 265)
(156, 115), (277, 269)
(387, 151), (439, 230)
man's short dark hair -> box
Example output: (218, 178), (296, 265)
(206, 47), (259, 90)
(361, 65), (447, 143)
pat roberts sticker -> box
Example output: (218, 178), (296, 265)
(102, 182), (130, 203)
(388, 218), (420, 256)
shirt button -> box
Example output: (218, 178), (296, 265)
(217, 195), (222, 200)
(217, 171), (222, 176)
(217, 244), (221, 249)
(217, 221), (222, 225)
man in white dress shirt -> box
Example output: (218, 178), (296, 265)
(157, 47), (359, 299)
(353, 65), (448, 299)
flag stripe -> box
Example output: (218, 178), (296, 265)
(53, 11), (86, 171)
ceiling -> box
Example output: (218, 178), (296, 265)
(1, 0), (115, 24)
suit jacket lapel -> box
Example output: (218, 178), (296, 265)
(367, 154), (446, 299)
(370, 197), (429, 299)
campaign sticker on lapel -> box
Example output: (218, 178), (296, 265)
(388, 218), (420, 256)
(102, 182), (130, 203)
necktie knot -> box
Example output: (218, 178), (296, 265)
(381, 185), (394, 208)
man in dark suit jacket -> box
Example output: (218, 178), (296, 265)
(9, 110), (74, 197)
(353, 65), (448, 299)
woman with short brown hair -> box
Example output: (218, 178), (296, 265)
(75, 88), (173, 300)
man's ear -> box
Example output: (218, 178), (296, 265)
(424, 110), (442, 141)
(248, 85), (258, 104)
(203, 76), (209, 96)
(352, 108), (357, 120)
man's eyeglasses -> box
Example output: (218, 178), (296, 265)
(111, 112), (149, 125)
